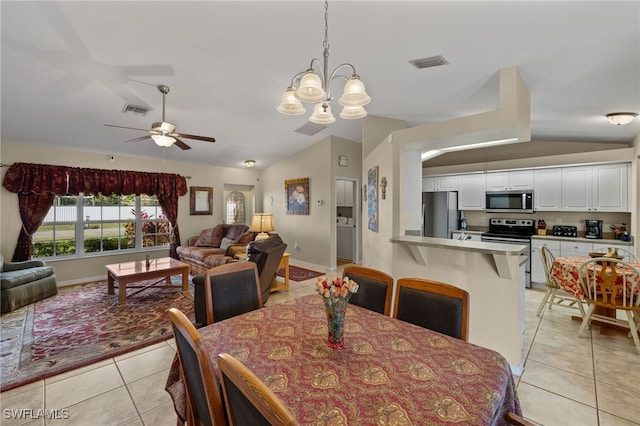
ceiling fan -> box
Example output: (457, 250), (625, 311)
(105, 85), (215, 150)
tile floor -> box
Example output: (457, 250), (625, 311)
(1, 266), (639, 426)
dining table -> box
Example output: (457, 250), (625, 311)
(165, 294), (522, 425)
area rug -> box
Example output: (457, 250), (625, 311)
(0, 278), (194, 392)
(278, 265), (325, 282)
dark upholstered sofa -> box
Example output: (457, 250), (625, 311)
(192, 234), (286, 325)
(0, 253), (58, 313)
(176, 224), (256, 276)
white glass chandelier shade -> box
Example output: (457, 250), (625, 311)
(295, 72), (326, 103)
(606, 112), (637, 125)
(339, 104), (367, 120)
(338, 77), (371, 107)
(277, 87), (306, 115)
(151, 134), (176, 147)
(309, 103), (336, 124)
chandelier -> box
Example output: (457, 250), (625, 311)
(277, 0), (370, 124)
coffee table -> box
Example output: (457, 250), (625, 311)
(106, 257), (190, 306)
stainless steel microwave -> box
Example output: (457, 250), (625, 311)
(485, 190), (534, 213)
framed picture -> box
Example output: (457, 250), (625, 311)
(190, 186), (213, 215)
(285, 177), (310, 215)
(367, 166), (378, 232)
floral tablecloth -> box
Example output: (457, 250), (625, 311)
(166, 294), (521, 425)
(550, 257), (640, 299)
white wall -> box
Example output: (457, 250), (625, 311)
(0, 143), (262, 284)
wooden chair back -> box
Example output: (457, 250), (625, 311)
(217, 353), (299, 426)
(168, 308), (227, 426)
(342, 265), (393, 315)
(578, 258), (640, 309)
(204, 262), (262, 325)
(393, 278), (469, 341)
(540, 245), (559, 289)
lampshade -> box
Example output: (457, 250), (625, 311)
(338, 77), (371, 107)
(606, 112), (638, 125)
(250, 213), (275, 240)
(151, 134), (176, 147)
(277, 87), (306, 115)
(309, 103), (336, 124)
(339, 104), (368, 120)
(295, 71), (326, 103)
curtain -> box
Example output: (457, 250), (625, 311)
(2, 162), (188, 261)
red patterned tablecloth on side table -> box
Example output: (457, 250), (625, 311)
(166, 294), (521, 426)
(550, 257), (640, 299)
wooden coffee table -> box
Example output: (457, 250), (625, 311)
(106, 257), (190, 306)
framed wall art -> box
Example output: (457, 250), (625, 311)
(190, 186), (213, 215)
(367, 166), (378, 232)
(285, 177), (309, 215)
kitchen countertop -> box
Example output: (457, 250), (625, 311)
(531, 235), (633, 245)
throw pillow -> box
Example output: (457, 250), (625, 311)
(225, 224), (249, 241)
(220, 237), (235, 251)
(195, 224), (227, 247)
(235, 231), (255, 246)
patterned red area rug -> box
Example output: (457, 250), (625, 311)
(0, 279), (194, 392)
(278, 265), (324, 282)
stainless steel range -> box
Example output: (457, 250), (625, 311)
(481, 218), (536, 288)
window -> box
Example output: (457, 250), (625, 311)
(33, 194), (170, 259)
(225, 191), (246, 224)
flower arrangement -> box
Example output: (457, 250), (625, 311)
(316, 276), (359, 349)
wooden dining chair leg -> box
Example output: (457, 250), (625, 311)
(536, 288), (553, 316)
(578, 304), (596, 336)
(625, 311), (640, 353)
(576, 299), (585, 318)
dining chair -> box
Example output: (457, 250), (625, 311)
(342, 265), (393, 315)
(505, 412), (536, 426)
(168, 308), (228, 426)
(577, 258), (640, 353)
(204, 261), (263, 325)
(616, 247), (639, 263)
(217, 353), (299, 426)
(536, 245), (585, 317)
(392, 278), (469, 341)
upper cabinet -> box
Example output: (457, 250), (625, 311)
(486, 170), (533, 191)
(422, 175), (459, 192)
(534, 168), (562, 211)
(336, 180), (354, 207)
(561, 163), (629, 212)
(458, 174), (485, 210)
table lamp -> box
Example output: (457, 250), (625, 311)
(250, 213), (275, 240)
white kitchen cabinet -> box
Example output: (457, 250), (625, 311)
(534, 168), (562, 211)
(422, 175), (459, 192)
(592, 163), (628, 212)
(560, 163), (629, 212)
(457, 174), (485, 210)
(486, 170), (533, 191)
(336, 180), (354, 207)
(560, 241), (592, 257)
(531, 239), (560, 284)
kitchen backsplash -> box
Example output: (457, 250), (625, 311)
(463, 210), (631, 239)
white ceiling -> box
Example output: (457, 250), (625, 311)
(2, 1), (639, 169)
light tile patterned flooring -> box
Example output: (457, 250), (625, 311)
(1, 266), (639, 425)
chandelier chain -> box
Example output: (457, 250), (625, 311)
(323, 0), (329, 51)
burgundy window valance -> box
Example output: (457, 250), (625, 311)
(2, 162), (187, 196)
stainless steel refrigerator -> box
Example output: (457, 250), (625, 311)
(422, 192), (460, 238)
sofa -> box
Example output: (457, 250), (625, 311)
(0, 253), (58, 313)
(192, 234), (287, 325)
(176, 224), (256, 276)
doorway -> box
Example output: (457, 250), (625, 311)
(335, 177), (360, 266)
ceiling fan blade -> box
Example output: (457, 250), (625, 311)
(174, 132), (216, 143)
(124, 135), (151, 143)
(105, 124), (150, 132)
(173, 138), (192, 150)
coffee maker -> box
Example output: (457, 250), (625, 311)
(585, 220), (603, 239)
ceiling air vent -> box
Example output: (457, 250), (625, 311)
(409, 55), (449, 69)
(121, 103), (149, 116)
(295, 122), (326, 136)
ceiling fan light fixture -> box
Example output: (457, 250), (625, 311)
(152, 121), (176, 133)
(606, 112), (638, 125)
(151, 134), (176, 147)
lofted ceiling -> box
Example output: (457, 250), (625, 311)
(1, 1), (639, 170)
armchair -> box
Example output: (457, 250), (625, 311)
(246, 235), (287, 304)
(1, 253), (58, 313)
